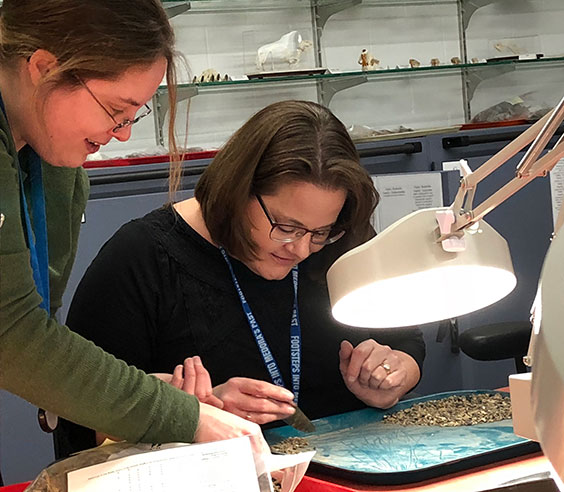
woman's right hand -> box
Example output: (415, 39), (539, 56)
(213, 377), (296, 425)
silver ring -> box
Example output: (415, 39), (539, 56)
(381, 362), (392, 375)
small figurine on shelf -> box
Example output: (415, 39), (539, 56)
(192, 69), (232, 83)
(256, 31), (312, 72)
(471, 57), (481, 64)
(450, 56), (462, 65)
(358, 49), (380, 71)
(430, 58), (441, 66)
(409, 58), (421, 68)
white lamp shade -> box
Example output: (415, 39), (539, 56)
(532, 227), (564, 482)
(327, 208), (517, 328)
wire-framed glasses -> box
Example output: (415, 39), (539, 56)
(256, 195), (346, 245)
(76, 76), (152, 133)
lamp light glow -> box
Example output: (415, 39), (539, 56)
(327, 208), (516, 328)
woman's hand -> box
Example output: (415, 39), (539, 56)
(152, 356), (224, 408)
(195, 402), (270, 455)
(339, 339), (420, 409)
(213, 377), (296, 425)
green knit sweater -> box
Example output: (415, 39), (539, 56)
(0, 105), (199, 444)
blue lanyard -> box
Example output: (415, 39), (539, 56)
(220, 247), (302, 404)
(0, 95), (51, 315)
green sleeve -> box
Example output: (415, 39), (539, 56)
(0, 125), (199, 444)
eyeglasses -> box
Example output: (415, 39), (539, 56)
(256, 195), (346, 246)
(76, 76), (152, 134)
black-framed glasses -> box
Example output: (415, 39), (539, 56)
(256, 195), (346, 246)
(76, 76), (152, 134)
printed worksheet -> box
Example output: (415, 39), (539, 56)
(67, 437), (261, 492)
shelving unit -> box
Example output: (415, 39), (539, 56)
(144, 0), (564, 149)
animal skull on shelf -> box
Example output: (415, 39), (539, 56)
(256, 31), (313, 72)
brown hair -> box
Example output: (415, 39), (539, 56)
(0, 0), (181, 167)
(195, 100), (379, 271)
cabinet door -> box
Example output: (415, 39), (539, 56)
(358, 136), (432, 175)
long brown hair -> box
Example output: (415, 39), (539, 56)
(195, 100), (379, 272)
(0, 0), (180, 167)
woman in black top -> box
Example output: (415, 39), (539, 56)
(57, 100), (426, 456)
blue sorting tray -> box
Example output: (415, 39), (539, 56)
(264, 390), (539, 485)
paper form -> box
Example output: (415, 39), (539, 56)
(549, 158), (564, 227)
(67, 437), (262, 492)
(371, 172), (443, 233)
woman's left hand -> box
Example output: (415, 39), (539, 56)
(338, 339), (420, 409)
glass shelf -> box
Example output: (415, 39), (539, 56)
(162, 0), (350, 12)
(163, 0), (459, 8)
(158, 56), (564, 95)
(361, 0), (455, 5)
(161, 0), (462, 13)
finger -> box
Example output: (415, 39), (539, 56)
(368, 366), (388, 389)
(378, 370), (405, 390)
(201, 393), (225, 409)
(243, 407), (293, 426)
(193, 356), (213, 400)
(170, 365), (184, 389)
(339, 340), (354, 376)
(358, 357), (380, 387)
(247, 395), (296, 418)
(215, 379), (294, 418)
(239, 378), (294, 403)
(182, 357), (196, 394)
(231, 392), (295, 422)
(345, 341), (376, 384)
(339, 340), (353, 361)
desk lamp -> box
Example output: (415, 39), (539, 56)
(327, 96), (564, 483)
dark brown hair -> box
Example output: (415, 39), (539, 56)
(195, 100), (379, 270)
(0, 0), (181, 167)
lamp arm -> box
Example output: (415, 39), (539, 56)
(444, 95), (564, 236)
(441, 140), (564, 240)
(517, 96), (564, 177)
(459, 140), (564, 229)
(448, 111), (554, 225)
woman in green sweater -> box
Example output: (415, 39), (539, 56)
(0, 0), (262, 479)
